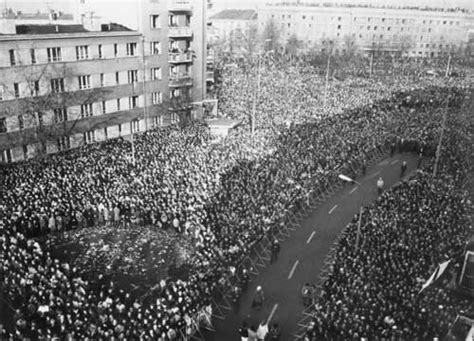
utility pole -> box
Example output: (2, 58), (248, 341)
(445, 54), (452, 78)
(355, 206), (363, 251)
(433, 97), (449, 178)
(369, 50), (374, 78)
(251, 53), (261, 137)
(323, 52), (331, 109)
(141, 35), (148, 130)
(131, 121), (136, 166)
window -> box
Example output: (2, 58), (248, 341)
(114, 44), (118, 57)
(152, 92), (162, 104)
(169, 14), (178, 27)
(171, 112), (178, 124)
(57, 136), (70, 151)
(127, 70), (138, 84)
(37, 112), (43, 126)
(83, 131), (95, 144)
(51, 78), (64, 93)
(76, 45), (89, 60)
(0, 118), (6, 133)
(9, 49), (16, 66)
(131, 119), (140, 133)
(80, 103), (93, 118)
(367, 26), (370, 30)
(18, 115), (24, 130)
(30, 80), (40, 96)
(374, 26), (377, 31)
(78, 75), (91, 90)
(118, 123), (122, 134)
(151, 67), (162, 80)
(152, 115), (163, 127)
(126, 43), (137, 56)
(338, 17), (341, 21)
(117, 98), (121, 111)
(54, 108), (68, 123)
(1, 149), (12, 163)
(100, 73), (105, 87)
(14, 83), (20, 98)
(387, 27), (391, 31)
(337, 25), (341, 29)
(115, 72), (120, 84)
(98, 44), (103, 59)
(104, 127), (108, 139)
(129, 96), (139, 109)
(30, 49), (37, 64)
(150, 41), (161, 55)
(22, 145), (28, 159)
(185, 15), (191, 26)
(47, 47), (62, 62)
(151, 14), (160, 28)
(302, 16), (306, 19)
(102, 101), (107, 114)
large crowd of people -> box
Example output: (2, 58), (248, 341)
(303, 90), (473, 340)
(1, 58), (472, 339)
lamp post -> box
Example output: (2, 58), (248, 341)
(251, 41), (273, 138)
(338, 174), (363, 251)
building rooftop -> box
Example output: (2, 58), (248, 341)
(15, 24), (89, 35)
(2, 9), (74, 20)
(210, 9), (257, 21)
(269, 2), (471, 13)
(101, 23), (133, 32)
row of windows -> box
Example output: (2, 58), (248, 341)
(1, 68), (163, 99)
(0, 93), (165, 133)
(150, 14), (191, 28)
(270, 13), (462, 27)
(7, 41), (164, 67)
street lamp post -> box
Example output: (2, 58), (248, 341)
(251, 41), (273, 138)
(338, 174), (364, 251)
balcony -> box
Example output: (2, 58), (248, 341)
(169, 0), (193, 12)
(206, 71), (214, 82)
(169, 52), (193, 63)
(168, 26), (193, 38)
(169, 74), (193, 87)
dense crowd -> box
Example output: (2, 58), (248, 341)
(1, 59), (472, 339)
(303, 91), (473, 340)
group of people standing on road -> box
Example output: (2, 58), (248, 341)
(0, 58), (471, 340)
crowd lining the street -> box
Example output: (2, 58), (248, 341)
(1, 59), (472, 339)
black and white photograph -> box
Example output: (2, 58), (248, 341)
(0, 0), (473, 340)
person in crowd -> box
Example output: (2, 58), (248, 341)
(270, 239), (281, 263)
(377, 176), (384, 195)
(252, 286), (265, 310)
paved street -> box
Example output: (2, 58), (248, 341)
(205, 152), (420, 341)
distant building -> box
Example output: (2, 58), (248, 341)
(258, 3), (474, 57)
(0, 0), (216, 163)
(208, 9), (258, 46)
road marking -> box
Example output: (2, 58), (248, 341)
(306, 231), (316, 244)
(391, 160), (399, 165)
(267, 303), (279, 324)
(329, 204), (338, 215)
(349, 187), (358, 194)
(288, 260), (299, 280)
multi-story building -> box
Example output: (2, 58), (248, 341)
(208, 9), (258, 46)
(0, 0), (215, 163)
(258, 3), (474, 57)
(77, 0), (212, 118)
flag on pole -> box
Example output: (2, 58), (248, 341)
(419, 260), (451, 293)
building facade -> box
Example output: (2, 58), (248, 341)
(208, 9), (258, 46)
(0, 0), (214, 163)
(258, 4), (474, 57)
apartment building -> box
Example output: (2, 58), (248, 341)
(77, 0), (212, 118)
(0, 0), (214, 163)
(258, 3), (474, 57)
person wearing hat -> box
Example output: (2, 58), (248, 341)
(377, 176), (384, 195)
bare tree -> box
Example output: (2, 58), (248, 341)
(285, 33), (302, 59)
(1, 59), (111, 159)
(242, 23), (259, 60)
(262, 18), (281, 53)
